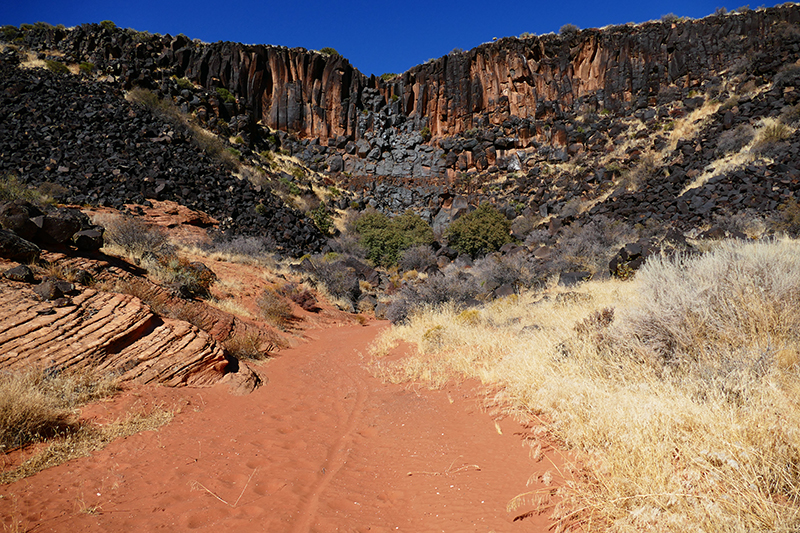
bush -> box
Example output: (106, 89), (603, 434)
(203, 234), (274, 258)
(473, 253), (540, 290)
(215, 87), (236, 104)
(224, 332), (272, 360)
(319, 47), (340, 56)
(101, 215), (170, 261)
(310, 204), (333, 235)
(398, 245), (438, 272)
(386, 267), (480, 323)
(420, 126), (432, 141)
(355, 210), (434, 266)
(0, 174), (54, 204)
(153, 256), (216, 299)
(78, 62), (94, 75)
(614, 239), (800, 371)
(256, 288), (293, 328)
(99, 20), (116, 30)
(559, 23), (579, 34)
(716, 123), (755, 155)
(45, 60), (70, 75)
(445, 203), (512, 258)
(311, 260), (361, 302)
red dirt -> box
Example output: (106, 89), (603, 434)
(1, 321), (563, 532)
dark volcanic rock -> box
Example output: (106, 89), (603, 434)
(0, 229), (41, 263)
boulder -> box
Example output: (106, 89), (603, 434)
(4, 264), (36, 283)
(0, 229), (41, 263)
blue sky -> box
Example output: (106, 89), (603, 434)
(0, 1), (783, 77)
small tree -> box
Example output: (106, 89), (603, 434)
(445, 203), (512, 258)
(355, 210), (434, 266)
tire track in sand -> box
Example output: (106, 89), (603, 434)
(290, 359), (369, 533)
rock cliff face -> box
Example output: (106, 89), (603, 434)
(17, 5), (800, 143)
(391, 6), (800, 136)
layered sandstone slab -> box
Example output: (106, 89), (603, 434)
(0, 278), (228, 386)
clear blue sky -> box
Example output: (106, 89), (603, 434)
(0, 1), (784, 77)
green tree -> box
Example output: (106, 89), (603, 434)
(355, 210), (433, 266)
(445, 203), (512, 258)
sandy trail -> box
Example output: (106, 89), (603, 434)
(1, 321), (558, 532)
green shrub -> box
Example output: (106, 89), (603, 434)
(215, 87), (235, 104)
(78, 62), (94, 75)
(380, 73), (398, 81)
(1, 25), (19, 40)
(445, 203), (512, 258)
(0, 175), (54, 204)
(175, 77), (193, 90)
(45, 60), (70, 75)
(278, 177), (301, 195)
(420, 126), (432, 141)
(319, 47), (340, 56)
(310, 204), (333, 235)
(355, 210), (434, 267)
(99, 20), (116, 30)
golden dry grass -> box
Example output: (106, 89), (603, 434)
(372, 238), (800, 532)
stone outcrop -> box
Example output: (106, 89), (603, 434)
(12, 6), (799, 145)
(0, 275), (229, 386)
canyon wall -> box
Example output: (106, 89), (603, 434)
(17, 4), (800, 143)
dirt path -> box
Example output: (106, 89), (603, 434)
(1, 321), (559, 532)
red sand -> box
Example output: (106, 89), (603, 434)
(1, 321), (562, 532)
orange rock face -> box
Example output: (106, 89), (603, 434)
(0, 276), (228, 387)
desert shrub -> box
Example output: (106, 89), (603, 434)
(78, 62), (94, 75)
(0, 174), (54, 204)
(203, 234), (274, 259)
(559, 23), (579, 34)
(327, 233), (368, 259)
(152, 256), (216, 299)
(661, 13), (679, 22)
(716, 123), (755, 154)
(0, 369), (117, 451)
(215, 87), (235, 104)
(614, 239), (800, 372)
(44, 60), (70, 75)
(223, 332), (271, 361)
(772, 196), (800, 235)
(256, 288), (293, 328)
(544, 216), (639, 276)
(386, 267), (479, 323)
(420, 126), (432, 141)
(175, 77), (193, 90)
(99, 20), (116, 30)
(355, 210), (434, 266)
(101, 215), (170, 261)
(310, 204), (333, 235)
(752, 117), (793, 151)
(773, 63), (800, 89)
(473, 253), (540, 290)
(279, 282), (319, 312)
(1, 25), (19, 41)
(398, 245), (437, 272)
(445, 203), (512, 258)
(319, 47), (340, 56)
(311, 260), (361, 302)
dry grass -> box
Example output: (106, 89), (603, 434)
(0, 409), (173, 484)
(0, 370), (118, 452)
(0, 369), (168, 484)
(372, 238), (800, 531)
(667, 99), (721, 152)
